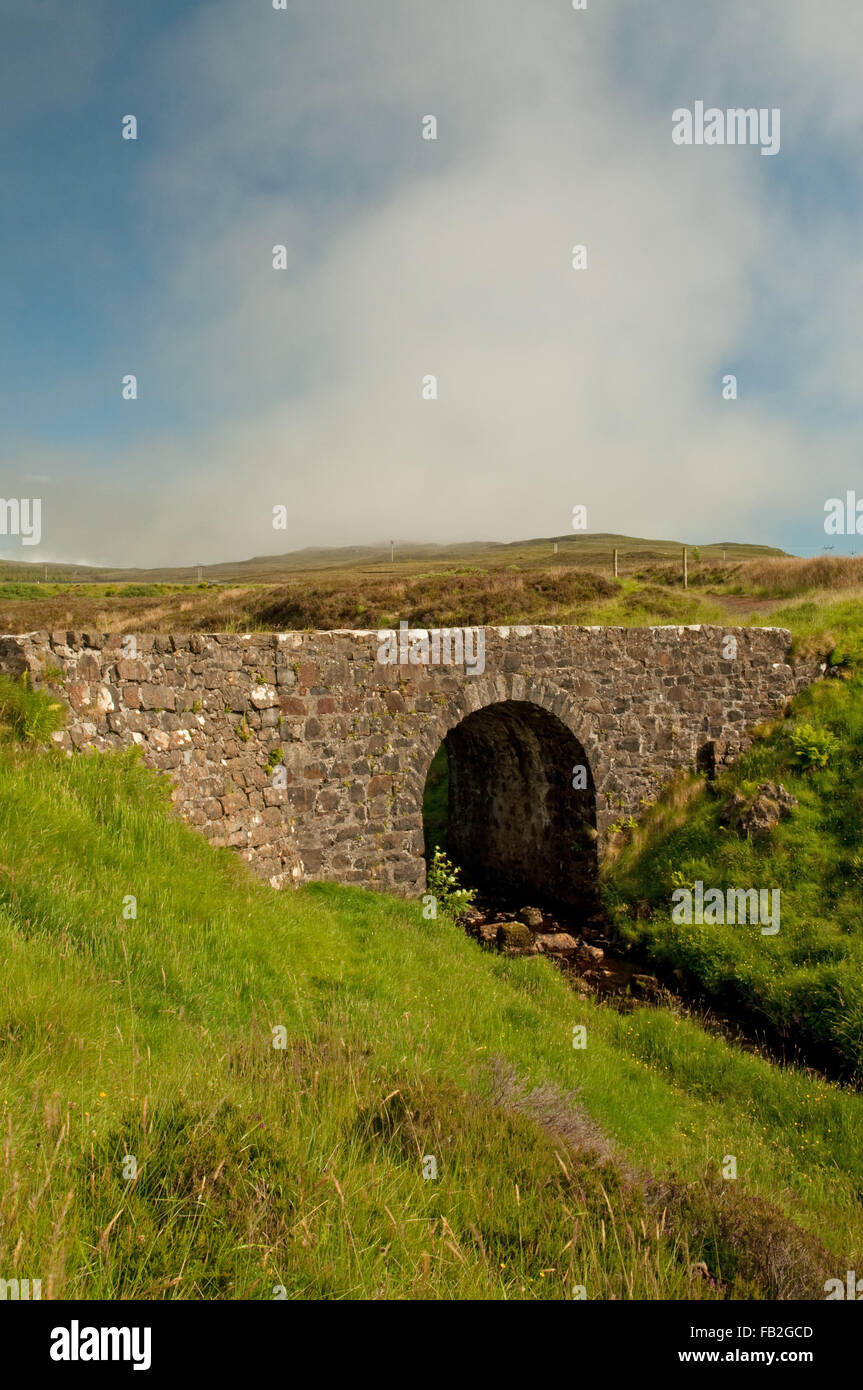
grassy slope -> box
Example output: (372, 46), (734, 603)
(605, 595), (863, 1078)
(1, 743), (862, 1299)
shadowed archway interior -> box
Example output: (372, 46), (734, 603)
(431, 700), (598, 913)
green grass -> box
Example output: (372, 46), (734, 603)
(604, 597), (863, 1080)
(0, 581), (195, 599)
(0, 672), (67, 743)
(590, 580), (726, 627)
(0, 729), (861, 1299)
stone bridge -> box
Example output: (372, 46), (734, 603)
(0, 625), (821, 910)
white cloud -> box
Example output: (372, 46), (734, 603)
(10, 0), (863, 564)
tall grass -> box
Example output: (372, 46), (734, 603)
(0, 672), (66, 743)
(741, 556), (863, 598)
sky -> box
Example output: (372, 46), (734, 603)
(2, 0), (863, 567)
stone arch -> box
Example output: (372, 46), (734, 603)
(415, 678), (602, 913)
(412, 676), (603, 788)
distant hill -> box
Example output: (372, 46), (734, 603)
(0, 533), (789, 585)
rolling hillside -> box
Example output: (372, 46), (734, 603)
(0, 532), (787, 586)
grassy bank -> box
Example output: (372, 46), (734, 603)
(604, 596), (863, 1079)
(0, 729), (861, 1298)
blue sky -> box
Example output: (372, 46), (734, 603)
(2, 0), (863, 565)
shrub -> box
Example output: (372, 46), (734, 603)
(789, 721), (840, 771)
(651, 1173), (834, 1299)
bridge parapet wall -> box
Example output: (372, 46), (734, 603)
(0, 626), (821, 897)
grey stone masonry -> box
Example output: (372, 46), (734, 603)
(0, 626), (822, 900)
